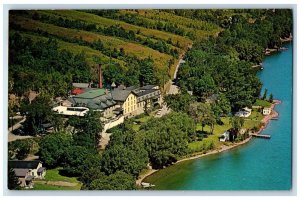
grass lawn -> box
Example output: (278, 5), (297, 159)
(44, 168), (79, 183)
(196, 117), (231, 135)
(254, 99), (272, 107)
(32, 183), (81, 190)
(31, 167), (82, 190)
(244, 110), (264, 129)
(131, 114), (154, 131)
(189, 112), (264, 153)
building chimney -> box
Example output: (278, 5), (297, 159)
(98, 64), (103, 89)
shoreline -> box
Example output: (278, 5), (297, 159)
(265, 38), (292, 56)
(137, 99), (281, 186)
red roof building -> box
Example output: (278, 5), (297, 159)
(71, 88), (84, 95)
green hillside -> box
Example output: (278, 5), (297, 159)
(9, 9), (221, 95)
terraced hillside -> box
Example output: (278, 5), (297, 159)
(18, 32), (127, 68)
(9, 10), (221, 87)
(117, 10), (222, 39)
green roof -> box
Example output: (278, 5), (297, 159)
(75, 89), (106, 99)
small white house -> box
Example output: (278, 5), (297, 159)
(235, 107), (252, 118)
(219, 130), (230, 142)
(263, 107), (272, 116)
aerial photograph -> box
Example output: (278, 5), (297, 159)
(7, 9), (293, 191)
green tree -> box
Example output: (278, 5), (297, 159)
(8, 167), (20, 190)
(262, 89), (268, 100)
(211, 93), (231, 125)
(8, 139), (33, 160)
(141, 113), (191, 168)
(61, 146), (95, 176)
(20, 95), (53, 135)
(103, 63), (125, 85)
(194, 74), (217, 99)
(205, 114), (217, 135)
(79, 153), (103, 189)
(101, 143), (148, 177)
(164, 92), (196, 113)
(139, 57), (155, 86)
(39, 132), (73, 168)
(188, 102), (212, 132)
(269, 93), (274, 102)
(68, 111), (103, 149)
(89, 171), (136, 190)
(229, 116), (245, 132)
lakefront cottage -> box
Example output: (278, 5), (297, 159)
(263, 107), (272, 116)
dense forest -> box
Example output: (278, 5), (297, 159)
(175, 9), (292, 111)
(8, 9), (293, 190)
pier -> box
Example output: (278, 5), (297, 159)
(252, 133), (271, 139)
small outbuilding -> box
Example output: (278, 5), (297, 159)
(263, 107), (272, 116)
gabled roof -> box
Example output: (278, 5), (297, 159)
(14, 169), (29, 177)
(9, 160), (40, 169)
(111, 89), (134, 102)
(140, 85), (157, 90)
(133, 89), (158, 97)
(37, 167), (46, 173)
(125, 86), (139, 91)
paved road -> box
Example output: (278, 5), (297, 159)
(166, 58), (184, 95)
(8, 116), (33, 142)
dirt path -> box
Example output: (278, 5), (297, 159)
(99, 131), (111, 150)
(34, 180), (77, 187)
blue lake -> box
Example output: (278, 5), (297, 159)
(145, 42), (293, 190)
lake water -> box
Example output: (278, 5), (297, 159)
(145, 42), (293, 190)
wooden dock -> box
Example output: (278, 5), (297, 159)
(252, 133), (271, 139)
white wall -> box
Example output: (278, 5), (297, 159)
(103, 116), (125, 131)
